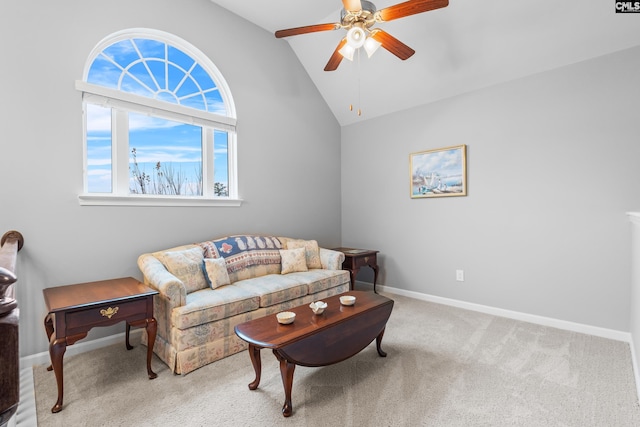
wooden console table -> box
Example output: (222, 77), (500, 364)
(332, 247), (379, 293)
(42, 277), (158, 413)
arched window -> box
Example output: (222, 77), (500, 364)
(77, 28), (239, 206)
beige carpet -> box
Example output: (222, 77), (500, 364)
(33, 293), (640, 426)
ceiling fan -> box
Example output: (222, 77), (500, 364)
(275, 0), (449, 71)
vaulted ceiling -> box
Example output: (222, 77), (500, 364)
(210, 0), (640, 126)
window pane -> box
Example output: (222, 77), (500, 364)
(191, 64), (215, 91)
(176, 76), (199, 99)
(121, 73), (154, 98)
(214, 130), (228, 196)
(128, 62), (159, 93)
(168, 45), (194, 71)
(86, 104), (112, 193)
(181, 93), (206, 111)
(87, 55), (120, 89)
(129, 113), (203, 196)
(206, 89), (225, 114)
(132, 38), (165, 60)
(102, 40), (139, 69)
(147, 59), (166, 89)
(167, 64), (186, 93)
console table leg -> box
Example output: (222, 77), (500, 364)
(44, 314), (55, 371)
(248, 345), (262, 390)
(372, 264), (379, 294)
(376, 328), (387, 357)
(274, 350), (295, 417)
(125, 322), (133, 350)
(349, 269), (357, 291)
(49, 337), (67, 413)
(145, 318), (158, 379)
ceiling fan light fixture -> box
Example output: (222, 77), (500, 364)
(345, 26), (366, 49)
(364, 36), (381, 58)
(338, 43), (355, 61)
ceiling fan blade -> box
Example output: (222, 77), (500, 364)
(342, 0), (363, 12)
(377, 0), (449, 22)
(370, 30), (415, 60)
(324, 39), (348, 71)
(275, 23), (339, 38)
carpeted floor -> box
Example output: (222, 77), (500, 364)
(33, 293), (640, 426)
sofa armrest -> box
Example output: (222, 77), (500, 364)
(137, 253), (186, 308)
(319, 248), (345, 270)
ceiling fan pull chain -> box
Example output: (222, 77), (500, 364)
(348, 48), (363, 116)
(357, 48), (362, 116)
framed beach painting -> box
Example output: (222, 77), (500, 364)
(410, 145), (467, 198)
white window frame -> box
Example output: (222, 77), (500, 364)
(77, 28), (241, 207)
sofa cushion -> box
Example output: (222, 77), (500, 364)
(283, 269), (351, 294)
(156, 247), (207, 293)
(233, 274), (309, 307)
(285, 239), (322, 269)
(171, 285), (261, 330)
(280, 248), (308, 274)
(202, 258), (231, 289)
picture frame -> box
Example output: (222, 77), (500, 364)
(410, 144), (467, 198)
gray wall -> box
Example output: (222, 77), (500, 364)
(341, 46), (640, 332)
(630, 214), (640, 382)
(0, 0), (342, 357)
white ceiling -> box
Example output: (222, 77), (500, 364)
(210, 0), (640, 126)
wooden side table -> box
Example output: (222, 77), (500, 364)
(42, 277), (158, 413)
(332, 247), (380, 293)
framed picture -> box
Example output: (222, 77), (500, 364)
(410, 145), (467, 198)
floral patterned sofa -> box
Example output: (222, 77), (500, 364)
(137, 235), (350, 375)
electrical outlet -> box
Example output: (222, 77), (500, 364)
(456, 270), (464, 282)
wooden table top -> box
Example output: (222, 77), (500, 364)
(42, 277), (158, 313)
(332, 247), (379, 257)
(235, 290), (392, 349)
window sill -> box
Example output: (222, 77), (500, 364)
(78, 194), (243, 207)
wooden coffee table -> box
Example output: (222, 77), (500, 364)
(234, 290), (393, 417)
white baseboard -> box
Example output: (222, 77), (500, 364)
(358, 281), (631, 342)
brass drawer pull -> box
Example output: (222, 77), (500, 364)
(100, 306), (119, 319)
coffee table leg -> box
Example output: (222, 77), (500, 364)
(248, 344), (262, 390)
(376, 327), (387, 357)
(274, 350), (295, 417)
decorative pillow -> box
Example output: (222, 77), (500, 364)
(156, 247), (207, 293)
(280, 248), (308, 274)
(202, 257), (231, 290)
(286, 239), (322, 269)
